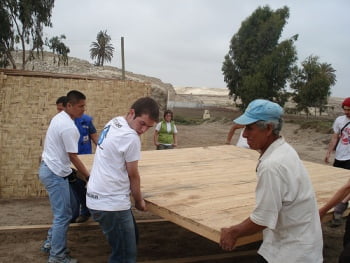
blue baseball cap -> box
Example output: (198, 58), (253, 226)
(234, 99), (283, 125)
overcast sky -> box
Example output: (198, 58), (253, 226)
(45, 0), (349, 98)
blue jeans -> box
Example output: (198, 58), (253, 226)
(39, 161), (72, 259)
(157, 144), (173, 150)
(90, 209), (138, 263)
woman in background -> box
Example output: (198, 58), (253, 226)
(154, 110), (178, 150)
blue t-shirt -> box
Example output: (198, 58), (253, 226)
(74, 114), (97, 154)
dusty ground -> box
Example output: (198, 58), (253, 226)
(0, 113), (346, 263)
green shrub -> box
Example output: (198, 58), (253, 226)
(286, 119), (333, 134)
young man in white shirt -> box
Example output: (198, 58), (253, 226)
(87, 97), (159, 263)
(220, 99), (323, 263)
(324, 97), (350, 227)
(39, 90), (90, 263)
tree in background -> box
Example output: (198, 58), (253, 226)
(90, 30), (114, 66)
(290, 55), (336, 116)
(0, 0), (55, 69)
(222, 6), (298, 109)
(0, 5), (13, 67)
(46, 35), (70, 66)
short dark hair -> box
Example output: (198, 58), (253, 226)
(56, 96), (67, 106)
(131, 97), (159, 122)
(163, 109), (173, 119)
(66, 90), (86, 105)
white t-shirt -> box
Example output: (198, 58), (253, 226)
(42, 111), (79, 177)
(87, 116), (141, 211)
(236, 129), (249, 148)
(333, 115), (350, 161)
(250, 137), (323, 263)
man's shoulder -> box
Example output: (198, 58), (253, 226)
(335, 115), (348, 121)
(52, 111), (73, 125)
(334, 115), (350, 127)
(81, 114), (93, 121)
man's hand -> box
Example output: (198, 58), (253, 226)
(219, 218), (264, 251)
(135, 199), (147, 211)
(220, 227), (238, 251)
(324, 152), (331, 164)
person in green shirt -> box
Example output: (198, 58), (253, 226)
(154, 109), (178, 150)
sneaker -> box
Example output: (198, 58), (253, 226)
(74, 215), (90, 223)
(40, 241), (70, 255)
(40, 240), (51, 253)
(48, 255), (77, 263)
(329, 213), (342, 227)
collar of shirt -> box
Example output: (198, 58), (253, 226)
(256, 137), (285, 171)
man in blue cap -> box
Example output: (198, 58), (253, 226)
(220, 99), (323, 263)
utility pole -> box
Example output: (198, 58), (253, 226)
(121, 37), (125, 80)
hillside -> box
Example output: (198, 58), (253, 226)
(9, 51), (344, 113)
(11, 51), (176, 109)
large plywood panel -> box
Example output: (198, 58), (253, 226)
(79, 145), (350, 246)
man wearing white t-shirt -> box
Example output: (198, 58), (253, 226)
(87, 97), (159, 263)
(225, 123), (249, 148)
(39, 90), (90, 263)
(220, 99), (323, 263)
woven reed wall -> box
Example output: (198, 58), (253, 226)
(0, 70), (150, 198)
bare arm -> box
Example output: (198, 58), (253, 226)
(90, 132), (98, 146)
(126, 160), (146, 211)
(172, 133), (178, 147)
(69, 153), (90, 181)
(220, 217), (265, 251)
(225, 124), (244, 145)
(319, 179), (350, 218)
(324, 133), (339, 163)
(153, 130), (159, 147)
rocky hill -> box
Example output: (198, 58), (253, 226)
(11, 51), (176, 109)
(9, 51), (344, 114)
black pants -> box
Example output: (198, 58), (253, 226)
(339, 216), (350, 263)
(157, 144), (173, 150)
(256, 254), (268, 263)
(333, 159), (350, 170)
(333, 159), (350, 262)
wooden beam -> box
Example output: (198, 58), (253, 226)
(0, 218), (166, 233)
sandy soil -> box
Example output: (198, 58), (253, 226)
(0, 119), (346, 263)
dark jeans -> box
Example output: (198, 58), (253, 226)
(333, 160), (350, 217)
(157, 144), (173, 150)
(333, 159), (350, 262)
(333, 159), (350, 170)
(339, 237), (350, 263)
(339, 215), (350, 263)
(69, 177), (90, 217)
(90, 209), (138, 263)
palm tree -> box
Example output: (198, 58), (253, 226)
(320, 62), (336, 86)
(47, 35), (67, 64)
(90, 30), (114, 66)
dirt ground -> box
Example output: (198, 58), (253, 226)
(0, 116), (347, 263)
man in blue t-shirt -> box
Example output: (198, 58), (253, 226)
(72, 114), (98, 222)
(75, 114), (98, 154)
